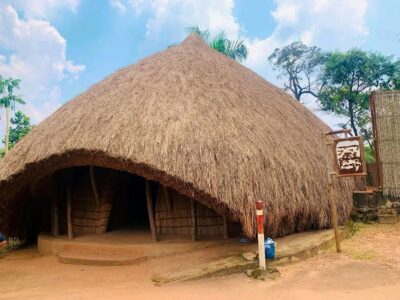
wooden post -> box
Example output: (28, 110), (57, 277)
(89, 166), (100, 206)
(67, 185), (73, 239)
(222, 215), (229, 239)
(256, 200), (266, 270)
(51, 197), (59, 236)
(328, 172), (341, 253)
(145, 180), (158, 242)
(324, 131), (344, 253)
(190, 199), (197, 241)
(370, 93), (383, 188)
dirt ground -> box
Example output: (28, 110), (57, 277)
(1, 223), (399, 300)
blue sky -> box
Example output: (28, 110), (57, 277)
(0, 0), (399, 139)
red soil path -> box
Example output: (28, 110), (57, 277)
(0, 223), (399, 300)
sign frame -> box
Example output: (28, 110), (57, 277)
(332, 136), (367, 177)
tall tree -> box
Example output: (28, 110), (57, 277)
(318, 49), (398, 141)
(0, 76), (25, 155)
(187, 25), (248, 62)
(8, 111), (33, 147)
(268, 41), (327, 101)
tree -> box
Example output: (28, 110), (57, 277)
(318, 49), (398, 142)
(187, 25), (248, 62)
(268, 41), (327, 101)
(0, 76), (25, 155)
(7, 111), (33, 147)
(392, 60), (400, 89)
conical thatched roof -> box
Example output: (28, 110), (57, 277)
(0, 34), (355, 237)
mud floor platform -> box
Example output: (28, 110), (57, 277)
(38, 228), (348, 267)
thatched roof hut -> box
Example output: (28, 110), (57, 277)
(0, 34), (355, 238)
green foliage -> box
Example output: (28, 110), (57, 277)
(0, 76), (25, 110)
(0, 75), (25, 153)
(8, 111), (33, 147)
(345, 220), (364, 237)
(0, 148), (4, 159)
(319, 49), (398, 141)
(268, 41), (327, 101)
(269, 43), (400, 145)
(187, 25), (248, 62)
(0, 237), (23, 257)
(393, 60), (400, 89)
(364, 145), (375, 163)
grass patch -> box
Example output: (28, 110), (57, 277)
(350, 250), (376, 260)
(345, 221), (364, 237)
(0, 238), (23, 258)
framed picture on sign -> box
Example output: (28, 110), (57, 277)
(332, 136), (367, 177)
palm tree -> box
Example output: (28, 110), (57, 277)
(187, 25), (248, 62)
(0, 76), (25, 155)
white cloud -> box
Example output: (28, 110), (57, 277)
(6, 0), (80, 18)
(273, 0), (368, 48)
(0, 4), (85, 130)
(111, 0), (240, 41)
(109, 0), (127, 13)
(271, 3), (299, 25)
(246, 0), (369, 73)
(244, 0), (369, 129)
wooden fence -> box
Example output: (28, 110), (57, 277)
(371, 91), (400, 198)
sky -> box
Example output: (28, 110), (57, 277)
(0, 0), (399, 141)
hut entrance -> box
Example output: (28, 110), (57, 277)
(107, 174), (151, 232)
(66, 167), (154, 237)
(25, 167), (155, 239)
(23, 166), (237, 242)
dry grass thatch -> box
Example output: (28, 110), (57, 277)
(373, 91), (400, 198)
(0, 34), (355, 237)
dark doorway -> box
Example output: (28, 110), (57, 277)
(108, 174), (153, 231)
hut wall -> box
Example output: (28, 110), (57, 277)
(373, 92), (400, 199)
(71, 168), (117, 236)
(155, 187), (228, 238)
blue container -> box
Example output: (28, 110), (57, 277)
(264, 237), (276, 259)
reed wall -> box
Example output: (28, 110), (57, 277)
(155, 187), (227, 238)
(374, 92), (400, 198)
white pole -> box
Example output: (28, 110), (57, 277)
(256, 200), (266, 270)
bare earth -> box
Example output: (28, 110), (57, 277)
(1, 223), (399, 300)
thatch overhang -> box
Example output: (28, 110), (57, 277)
(0, 34), (355, 237)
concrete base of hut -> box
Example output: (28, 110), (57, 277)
(38, 229), (254, 266)
(37, 227), (349, 273)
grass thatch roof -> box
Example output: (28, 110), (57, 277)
(0, 34), (355, 237)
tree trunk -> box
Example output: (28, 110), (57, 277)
(4, 106), (9, 154)
(348, 101), (358, 136)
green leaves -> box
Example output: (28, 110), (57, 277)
(319, 48), (398, 138)
(0, 76), (25, 109)
(8, 111), (33, 147)
(269, 42), (400, 147)
(187, 25), (248, 62)
(321, 49), (397, 92)
(0, 75), (25, 154)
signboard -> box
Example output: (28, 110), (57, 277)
(332, 136), (367, 177)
